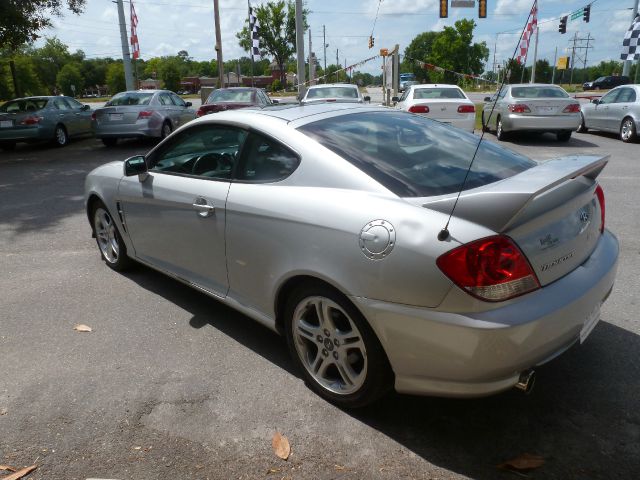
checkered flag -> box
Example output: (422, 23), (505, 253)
(249, 5), (261, 61)
(517, 0), (538, 65)
(621, 15), (640, 61)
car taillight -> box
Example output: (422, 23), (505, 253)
(137, 110), (153, 119)
(563, 103), (581, 113)
(437, 235), (540, 302)
(196, 108), (205, 117)
(91, 112), (96, 121)
(595, 184), (605, 233)
(457, 105), (475, 113)
(20, 115), (42, 125)
(408, 105), (429, 113)
(507, 104), (531, 114)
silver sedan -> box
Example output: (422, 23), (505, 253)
(85, 104), (618, 407)
(577, 84), (640, 142)
(482, 84), (581, 141)
(92, 90), (196, 147)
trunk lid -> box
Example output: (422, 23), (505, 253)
(94, 106), (150, 125)
(509, 98), (577, 116)
(412, 100), (471, 119)
(420, 155), (608, 286)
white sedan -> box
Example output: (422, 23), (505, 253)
(393, 84), (476, 132)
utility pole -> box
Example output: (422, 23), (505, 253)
(336, 48), (339, 82)
(295, 0), (305, 96)
(551, 46), (558, 84)
(308, 29), (314, 86)
(569, 31), (578, 86)
(622, 0), (640, 77)
(530, 26), (539, 83)
(116, 0), (134, 91)
(583, 32), (592, 84)
(323, 25), (327, 82)
(213, 0), (224, 88)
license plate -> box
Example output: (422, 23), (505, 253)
(109, 113), (123, 121)
(0, 120), (13, 128)
(536, 106), (556, 114)
(579, 303), (601, 344)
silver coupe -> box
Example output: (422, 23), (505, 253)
(85, 104), (618, 407)
(577, 84), (640, 142)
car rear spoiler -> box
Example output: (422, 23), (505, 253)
(422, 155), (609, 233)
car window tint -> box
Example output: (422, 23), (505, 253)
(149, 125), (247, 180)
(298, 111), (535, 198)
(208, 89), (253, 103)
(107, 92), (154, 106)
(158, 93), (173, 105)
(66, 98), (84, 109)
(399, 89), (409, 102)
(413, 88), (465, 99)
(0, 99), (48, 112)
(511, 86), (568, 98)
(306, 87), (359, 99)
(237, 133), (300, 182)
(616, 88), (636, 103)
(170, 94), (186, 107)
(599, 91), (619, 104)
(51, 97), (71, 110)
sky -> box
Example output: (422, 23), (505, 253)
(38, 0), (639, 76)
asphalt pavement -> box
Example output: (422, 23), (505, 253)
(0, 116), (639, 479)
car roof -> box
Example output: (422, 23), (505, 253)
(307, 83), (358, 89)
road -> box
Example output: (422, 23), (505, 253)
(1, 123), (639, 479)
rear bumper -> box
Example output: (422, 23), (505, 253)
(0, 125), (53, 142)
(352, 230), (618, 397)
(93, 122), (161, 139)
(503, 113), (580, 132)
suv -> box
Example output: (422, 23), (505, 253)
(583, 76), (630, 91)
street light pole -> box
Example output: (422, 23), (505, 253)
(295, 0), (306, 96)
(213, 0), (224, 88)
(116, 0), (134, 90)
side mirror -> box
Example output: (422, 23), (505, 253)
(484, 97), (492, 102)
(124, 155), (148, 178)
(185, 101), (192, 107)
(82, 104), (91, 111)
(391, 96), (399, 102)
(272, 98), (279, 104)
(364, 96), (371, 102)
(591, 99), (600, 104)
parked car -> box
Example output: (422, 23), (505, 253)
(393, 84), (475, 132)
(577, 84), (640, 143)
(85, 104), (618, 408)
(482, 84), (581, 141)
(0, 96), (92, 150)
(399, 73), (418, 92)
(92, 90), (195, 147)
(583, 76), (630, 91)
(197, 87), (276, 117)
(299, 84), (370, 105)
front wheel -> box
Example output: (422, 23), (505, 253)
(576, 113), (588, 133)
(557, 131), (572, 142)
(92, 202), (132, 271)
(284, 284), (393, 408)
(161, 121), (172, 139)
(481, 112), (490, 132)
(496, 117), (508, 141)
(53, 124), (68, 147)
(620, 117), (638, 143)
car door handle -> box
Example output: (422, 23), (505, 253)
(192, 199), (215, 217)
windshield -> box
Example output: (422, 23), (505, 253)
(413, 88), (465, 99)
(0, 98), (48, 113)
(511, 86), (569, 98)
(298, 111), (535, 198)
(306, 87), (359, 99)
(107, 92), (154, 106)
(207, 89), (254, 103)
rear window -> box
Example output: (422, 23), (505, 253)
(306, 87), (359, 99)
(298, 111), (535, 198)
(207, 89), (253, 103)
(107, 92), (154, 106)
(0, 98), (48, 112)
(413, 88), (465, 99)
(511, 86), (568, 98)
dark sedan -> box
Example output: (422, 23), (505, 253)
(196, 87), (276, 117)
(0, 96), (92, 150)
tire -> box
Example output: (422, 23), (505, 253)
(496, 117), (508, 141)
(284, 283), (393, 408)
(91, 201), (133, 272)
(161, 120), (172, 139)
(576, 113), (588, 133)
(53, 124), (68, 147)
(557, 131), (572, 142)
(620, 117), (638, 143)
(101, 138), (118, 147)
(481, 112), (490, 132)
(0, 141), (16, 151)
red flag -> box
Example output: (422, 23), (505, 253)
(130, 1), (140, 59)
(517, 1), (537, 65)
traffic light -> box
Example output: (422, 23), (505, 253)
(368, 36), (374, 49)
(559, 15), (567, 34)
(439, 0), (448, 18)
(478, 0), (487, 19)
(583, 5), (591, 23)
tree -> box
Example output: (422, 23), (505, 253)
(402, 32), (439, 82)
(159, 59), (181, 92)
(236, 1), (307, 85)
(0, 50), (45, 97)
(33, 38), (72, 92)
(0, 0), (86, 49)
(56, 63), (83, 96)
(106, 63), (126, 94)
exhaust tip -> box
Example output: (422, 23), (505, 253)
(515, 369), (536, 394)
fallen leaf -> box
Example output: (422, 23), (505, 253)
(0, 407), (7, 415)
(266, 467), (281, 474)
(0, 465), (37, 480)
(271, 432), (290, 461)
(74, 324), (92, 332)
(334, 465), (346, 471)
(498, 453), (545, 471)
(0, 466), (17, 472)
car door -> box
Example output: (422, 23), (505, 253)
(50, 97), (76, 135)
(607, 87), (636, 133)
(158, 92), (179, 128)
(118, 123), (248, 297)
(590, 90), (619, 130)
(66, 97), (92, 135)
(170, 92), (196, 126)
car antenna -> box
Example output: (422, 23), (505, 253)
(438, 2), (537, 242)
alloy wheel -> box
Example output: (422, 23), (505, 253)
(94, 207), (119, 264)
(621, 119), (635, 142)
(55, 126), (67, 146)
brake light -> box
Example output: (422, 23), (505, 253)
(408, 105), (429, 113)
(20, 115), (42, 125)
(595, 184), (605, 233)
(563, 103), (581, 113)
(437, 235), (540, 302)
(196, 108), (205, 117)
(137, 110), (153, 119)
(507, 104), (531, 114)
(457, 105), (475, 113)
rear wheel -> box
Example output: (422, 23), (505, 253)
(161, 121), (172, 139)
(101, 138), (118, 147)
(0, 141), (16, 151)
(481, 112), (490, 132)
(576, 113), (588, 133)
(620, 117), (637, 143)
(496, 117), (508, 141)
(284, 284), (393, 408)
(557, 131), (572, 142)
(91, 201), (132, 271)
(53, 124), (68, 147)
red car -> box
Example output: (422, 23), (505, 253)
(196, 87), (277, 117)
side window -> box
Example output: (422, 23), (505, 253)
(52, 97), (71, 110)
(170, 94), (186, 107)
(616, 88), (636, 103)
(399, 89), (409, 101)
(158, 93), (172, 106)
(599, 90), (619, 104)
(238, 133), (300, 182)
(148, 125), (247, 180)
(66, 98), (84, 109)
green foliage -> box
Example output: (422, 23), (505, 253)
(324, 64), (346, 83)
(56, 63), (83, 96)
(32, 37), (73, 92)
(159, 59), (181, 92)
(402, 31), (439, 82)
(271, 79), (282, 92)
(0, 53), (45, 98)
(106, 63), (126, 94)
